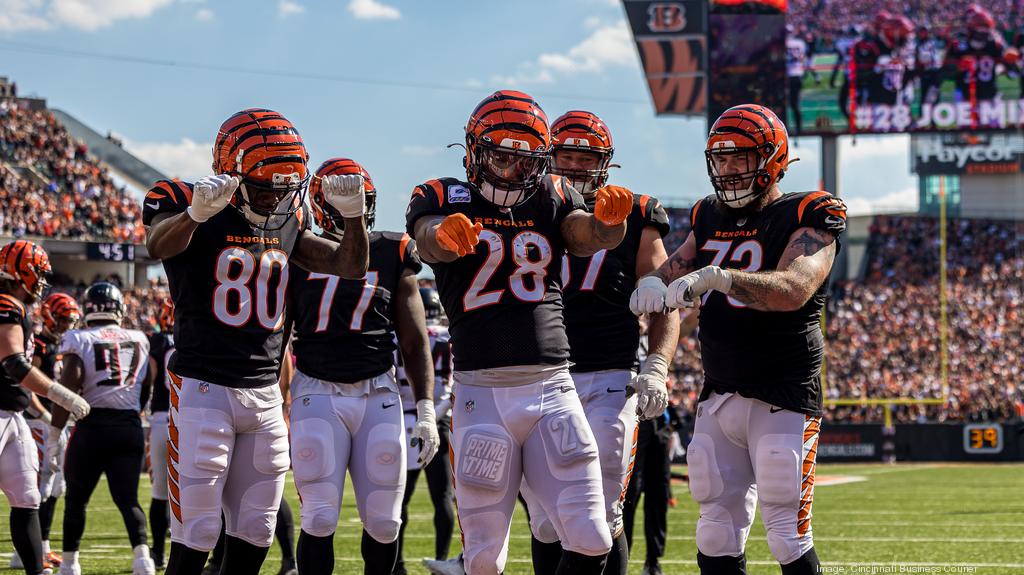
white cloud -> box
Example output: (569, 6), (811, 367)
(840, 134), (910, 164)
(49, 0), (173, 31)
(348, 0), (400, 20)
(844, 186), (918, 216)
(278, 0), (304, 18)
(463, 78), (484, 89)
(400, 145), (443, 157)
(124, 137), (212, 182)
(0, 0), (50, 32)
(583, 15), (601, 29)
(194, 7), (213, 21)
(492, 21), (635, 85)
(0, 0), (173, 32)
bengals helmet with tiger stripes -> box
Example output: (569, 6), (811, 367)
(705, 104), (791, 208)
(158, 297), (174, 332)
(41, 292), (80, 336)
(464, 90), (550, 208)
(213, 108), (309, 229)
(0, 240), (51, 302)
(310, 158), (377, 233)
(550, 110), (615, 196)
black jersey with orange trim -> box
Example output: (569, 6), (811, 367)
(30, 331), (60, 415)
(406, 175), (585, 371)
(691, 191), (847, 416)
(290, 231), (422, 382)
(143, 179), (309, 388)
(0, 293), (33, 411)
(148, 332), (174, 413)
(945, 32), (1009, 101)
(563, 193), (670, 372)
(33, 331), (60, 380)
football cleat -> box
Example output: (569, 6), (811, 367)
(422, 555), (466, 575)
(132, 555), (156, 575)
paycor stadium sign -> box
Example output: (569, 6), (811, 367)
(912, 133), (1024, 175)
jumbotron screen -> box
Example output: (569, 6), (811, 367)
(785, 0), (1024, 135)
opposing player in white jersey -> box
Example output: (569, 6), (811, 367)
(0, 240), (91, 575)
(49, 283), (155, 575)
(395, 286), (455, 574)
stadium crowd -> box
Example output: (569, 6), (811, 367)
(788, 0), (1024, 40)
(0, 99), (145, 242)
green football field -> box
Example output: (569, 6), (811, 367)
(2, 464), (1023, 574)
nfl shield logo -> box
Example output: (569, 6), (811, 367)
(198, 383), (209, 394)
(465, 400), (475, 413)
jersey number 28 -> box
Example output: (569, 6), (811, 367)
(464, 230), (552, 311)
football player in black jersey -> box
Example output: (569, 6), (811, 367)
(146, 297), (175, 569)
(944, 4), (1020, 127)
(407, 90), (635, 575)
(0, 240), (90, 575)
(631, 104), (846, 575)
(142, 109), (369, 575)
(518, 110), (679, 575)
(31, 293), (81, 570)
(287, 157), (438, 575)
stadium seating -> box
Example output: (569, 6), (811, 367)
(0, 101), (144, 242)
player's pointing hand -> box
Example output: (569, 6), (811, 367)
(594, 185), (633, 226)
(435, 213), (482, 258)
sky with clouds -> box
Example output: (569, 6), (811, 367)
(0, 0), (919, 232)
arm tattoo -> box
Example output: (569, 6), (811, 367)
(728, 273), (778, 309)
(791, 230), (829, 256)
(654, 252), (696, 282)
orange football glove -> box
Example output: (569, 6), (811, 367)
(435, 213), (483, 257)
(594, 185), (633, 226)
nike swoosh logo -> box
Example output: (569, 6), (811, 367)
(382, 402), (397, 409)
(769, 406), (785, 413)
(606, 388), (625, 394)
(145, 201), (160, 210)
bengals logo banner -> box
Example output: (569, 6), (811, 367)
(623, 0), (706, 116)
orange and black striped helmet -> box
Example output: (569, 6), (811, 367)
(213, 108), (309, 229)
(41, 292), (80, 335)
(158, 297), (174, 332)
(550, 110), (615, 196)
(0, 240), (51, 302)
(705, 104), (790, 208)
(465, 90), (550, 207)
(309, 158), (377, 233)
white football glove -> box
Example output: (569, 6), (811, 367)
(411, 399), (441, 466)
(322, 174), (366, 219)
(630, 276), (669, 315)
(666, 266), (732, 309)
(631, 353), (670, 420)
(45, 426), (66, 473)
(46, 383), (89, 421)
(188, 174), (239, 223)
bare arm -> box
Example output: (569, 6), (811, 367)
(146, 211), (200, 260)
(727, 227), (837, 312)
(139, 356), (156, 414)
(560, 210), (626, 257)
(50, 353), (84, 430)
(636, 227), (680, 362)
(651, 231), (698, 283)
(413, 216), (460, 264)
(291, 223), (369, 279)
(394, 271), (434, 403)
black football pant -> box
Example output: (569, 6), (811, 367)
(622, 418), (670, 564)
(62, 409), (148, 552)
